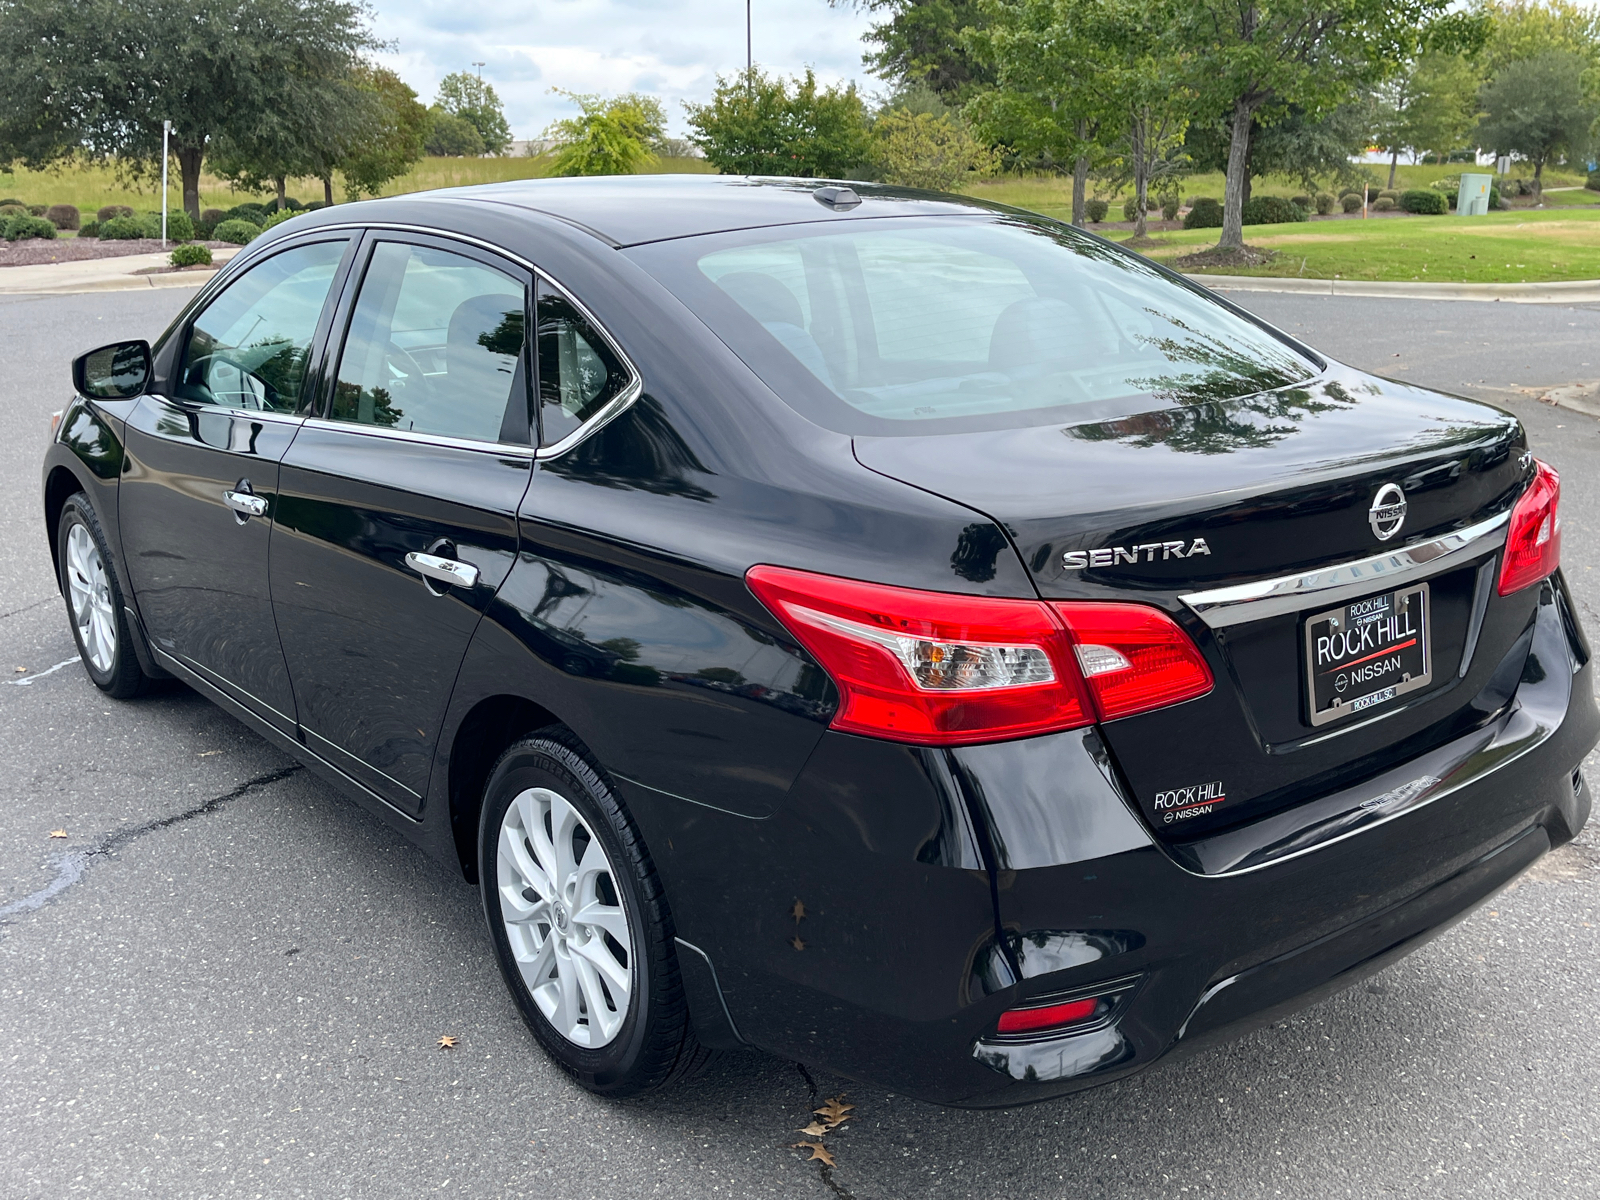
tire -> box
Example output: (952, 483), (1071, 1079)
(479, 732), (710, 1096)
(56, 493), (149, 699)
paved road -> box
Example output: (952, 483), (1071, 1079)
(2, 285), (1598, 1200)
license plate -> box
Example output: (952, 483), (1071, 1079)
(1304, 583), (1431, 727)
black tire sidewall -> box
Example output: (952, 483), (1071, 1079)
(56, 494), (139, 694)
(479, 737), (658, 1092)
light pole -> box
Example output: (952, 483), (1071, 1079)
(473, 61), (485, 79)
(161, 120), (171, 247)
(746, 1), (751, 76)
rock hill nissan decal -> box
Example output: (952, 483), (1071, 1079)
(1063, 538), (1211, 570)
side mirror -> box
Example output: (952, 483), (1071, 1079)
(72, 340), (152, 400)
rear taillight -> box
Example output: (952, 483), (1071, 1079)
(1498, 459), (1561, 596)
(744, 566), (1213, 746)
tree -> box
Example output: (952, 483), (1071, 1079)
(1179, 0), (1459, 253)
(0, 0), (376, 220)
(544, 91), (666, 176)
(1478, 0), (1600, 76)
(338, 65), (427, 201)
(830, 1), (996, 102)
(964, 0), (1123, 227)
(1372, 52), (1482, 186)
(1477, 49), (1599, 188)
(424, 110), (485, 157)
(435, 72), (512, 155)
(873, 108), (997, 189)
(685, 69), (873, 177)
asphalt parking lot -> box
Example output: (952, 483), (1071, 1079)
(2, 285), (1598, 1200)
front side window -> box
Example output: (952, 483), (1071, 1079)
(627, 216), (1318, 435)
(536, 281), (632, 448)
(330, 241), (529, 444)
(176, 239), (347, 410)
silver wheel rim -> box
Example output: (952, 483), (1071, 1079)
(497, 787), (634, 1048)
(66, 522), (116, 674)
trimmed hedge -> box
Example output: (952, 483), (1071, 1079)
(1161, 194), (1180, 220)
(1400, 189), (1447, 215)
(1241, 195), (1307, 225)
(1587, 168), (1600, 192)
(98, 215), (145, 239)
(1122, 197), (1142, 222)
(0, 197), (21, 206)
(1373, 196), (1396, 212)
(2, 214), (57, 240)
(222, 203), (270, 225)
(1314, 192), (1335, 215)
(1290, 194), (1312, 210)
(261, 208), (299, 231)
(170, 244), (213, 267)
(44, 204), (80, 230)
(0, 204), (25, 217)
(1183, 197), (1223, 228)
(1084, 199), (1109, 223)
(97, 204), (133, 222)
(213, 218), (262, 245)
(1340, 193), (1362, 212)
(78, 220), (99, 238)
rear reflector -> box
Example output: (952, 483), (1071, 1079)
(745, 565), (1213, 746)
(996, 997), (1100, 1035)
(1498, 459), (1561, 596)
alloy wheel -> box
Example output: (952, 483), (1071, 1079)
(496, 786), (634, 1048)
(66, 522), (116, 674)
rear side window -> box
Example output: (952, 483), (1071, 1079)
(627, 216), (1317, 435)
(329, 241), (529, 444)
(176, 239), (347, 411)
(535, 280), (632, 448)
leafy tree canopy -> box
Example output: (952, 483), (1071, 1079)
(830, 0), (996, 101)
(685, 69), (873, 177)
(435, 71), (512, 154)
(873, 108), (997, 189)
(1477, 48), (1599, 181)
(425, 109), (485, 157)
(545, 91), (666, 176)
(1477, 0), (1600, 74)
(340, 64), (427, 200)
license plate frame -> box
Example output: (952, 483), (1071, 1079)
(1303, 582), (1432, 727)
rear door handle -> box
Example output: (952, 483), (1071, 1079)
(223, 489), (268, 518)
(404, 551), (480, 590)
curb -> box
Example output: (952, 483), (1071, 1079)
(1187, 274), (1600, 304)
(0, 247), (239, 295)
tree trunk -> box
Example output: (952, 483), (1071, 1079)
(1072, 118), (1089, 228)
(176, 142), (205, 221)
(275, 176), (287, 209)
(1220, 99), (1254, 250)
(323, 175), (334, 207)
(1130, 109), (1149, 240)
(1387, 151), (1398, 190)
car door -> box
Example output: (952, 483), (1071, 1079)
(270, 233), (534, 815)
(119, 235), (355, 734)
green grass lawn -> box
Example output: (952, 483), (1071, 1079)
(0, 154), (715, 220)
(1097, 208), (1600, 283)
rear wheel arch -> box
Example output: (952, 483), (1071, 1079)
(446, 693), (564, 882)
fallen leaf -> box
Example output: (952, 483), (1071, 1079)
(790, 899), (806, 922)
(437, 1035), (458, 1049)
(14, 666), (26, 673)
(790, 935), (805, 951)
(48, 830), (67, 839)
(197, 750), (224, 757)
(790, 1141), (836, 1168)
(797, 1121), (830, 1137)
(814, 1096), (855, 1128)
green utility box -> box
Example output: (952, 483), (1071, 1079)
(1457, 173), (1492, 216)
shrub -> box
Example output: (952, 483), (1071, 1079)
(1290, 193), (1312, 210)
(97, 204), (133, 222)
(98, 215), (146, 239)
(305, 200), (327, 211)
(1489, 185), (1502, 209)
(1400, 189), (1447, 215)
(0, 197), (21, 206)
(1161, 193), (1180, 221)
(1373, 196), (1396, 212)
(1430, 174), (1461, 194)
(1183, 197), (1224, 228)
(1121, 197), (1143, 221)
(27, 204), (47, 216)
(1241, 195), (1307, 225)
(275, 196), (303, 211)
(1084, 198), (1109, 223)
(1314, 192), (1335, 215)
(2, 214), (57, 240)
(146, 210), (196, 241)
(170, 244), (213, 268)
(1588, 168), (1600, 192)
(1340, 193), (1363, 212)
(1377, 188), (1399, 201)
(261, 208), (299, 231)
(78, 220), (99, 238)
(0, 204), (25, 217)
(222, 203), (269, 225)
(213, 218), (261, 245)
(44, 203), (80, 230)
(201, 207), (226, 225)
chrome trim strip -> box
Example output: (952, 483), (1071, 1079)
(300, 416), (535, 459)
(267, 220), (644, 460)
(1180, 510), (1509, 629)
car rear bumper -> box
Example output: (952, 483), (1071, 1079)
(639, 578), (1595, 1107)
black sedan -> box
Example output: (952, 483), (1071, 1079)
(43, 176), (1596, 1106)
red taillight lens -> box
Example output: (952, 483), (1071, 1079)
(744, 566), (1213, 746)
(996, 997), (1100, 1035)
(1498, 459), (1561, 596)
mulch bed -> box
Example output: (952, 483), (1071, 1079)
(0, 239), (233, 268)
(1172, 244), (1278, 271)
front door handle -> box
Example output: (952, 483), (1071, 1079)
(223, 489), (268, 519)
(404, 551), (480, 591)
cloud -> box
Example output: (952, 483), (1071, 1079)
(368, 0), (877, 136)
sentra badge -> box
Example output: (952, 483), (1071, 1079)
(1063, 538), (1211, 571)
(1152, 780), (1226, 824)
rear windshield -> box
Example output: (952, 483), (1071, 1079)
(627, 214), (1318, 435)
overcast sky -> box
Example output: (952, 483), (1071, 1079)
(371, 0), (881, 140)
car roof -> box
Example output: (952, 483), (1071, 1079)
(428, 174), (1007, 247)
